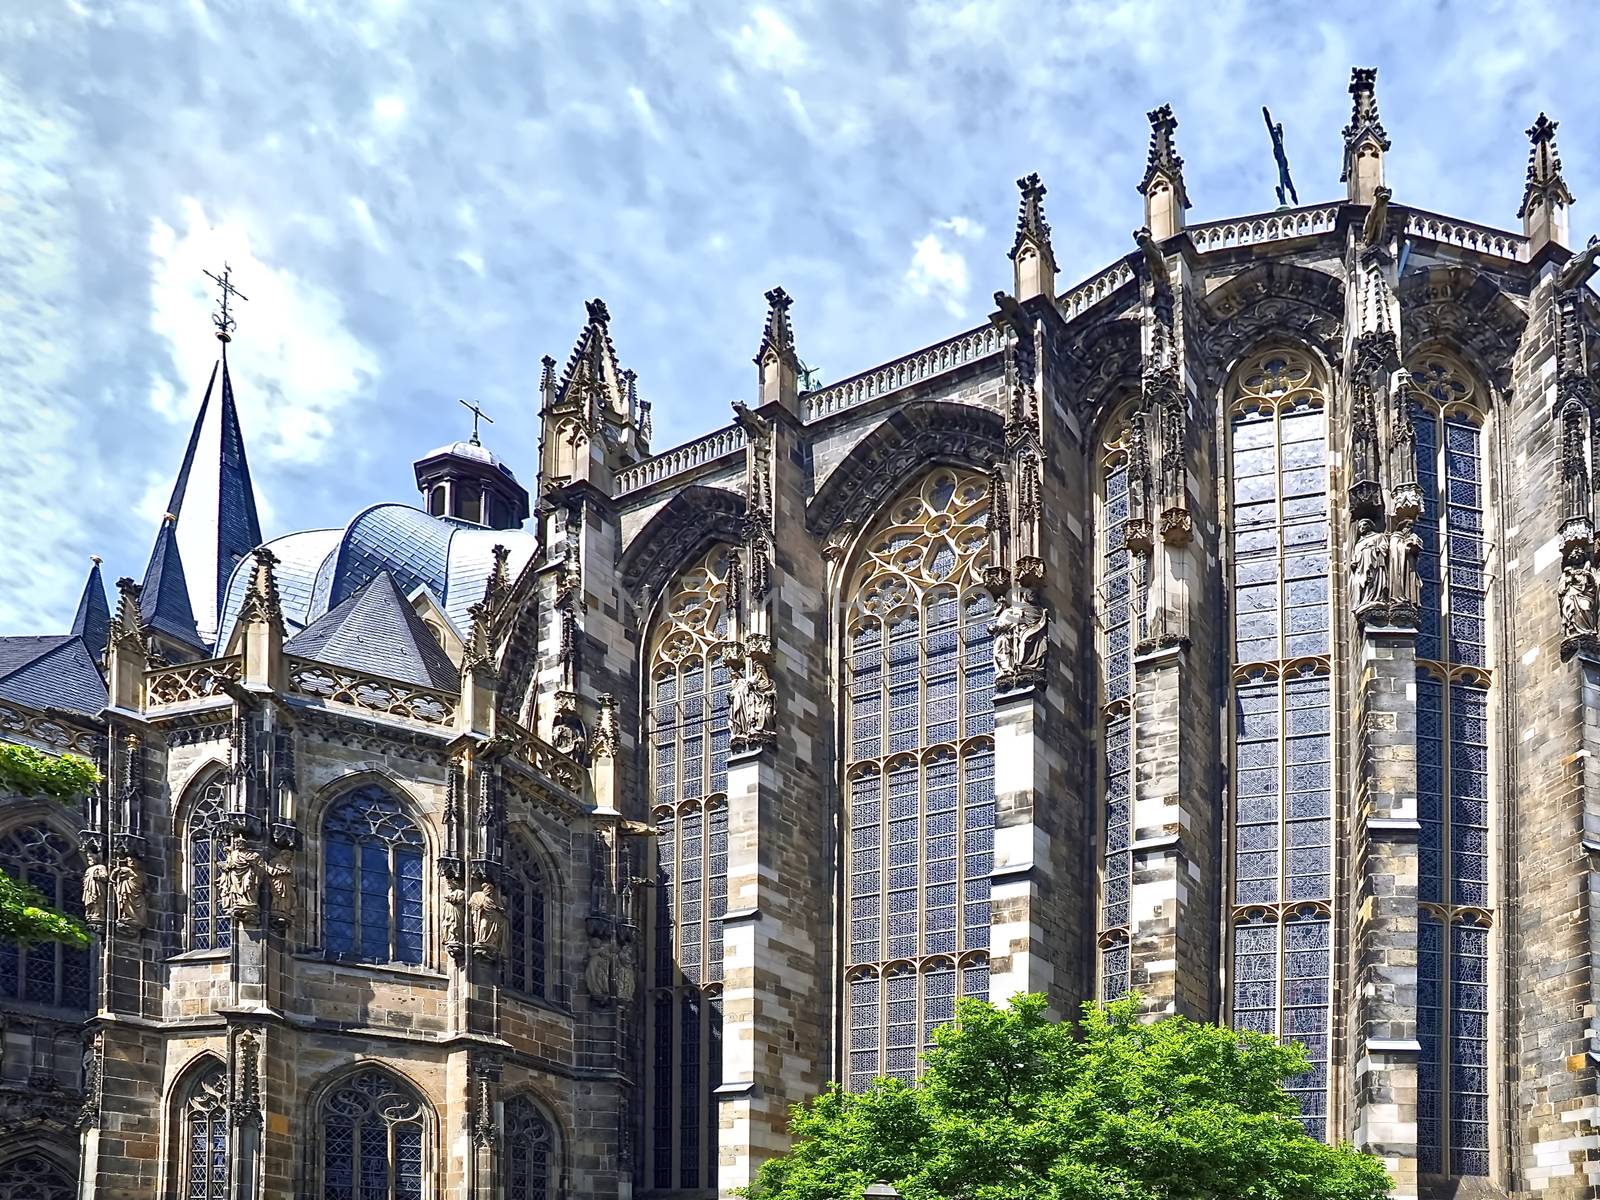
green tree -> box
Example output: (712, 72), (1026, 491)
(0, 743), (98, 947)
(744, 994), (1391, 1200)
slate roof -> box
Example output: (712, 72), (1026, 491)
(139, 518), (206, 653)
(0, 634), (107, 717)
(70, 561), (110, 662)
(283, 570), (459, 690)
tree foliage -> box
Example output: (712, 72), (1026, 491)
(744, 994), (1391, 1200)
(0, 743), (98, 947)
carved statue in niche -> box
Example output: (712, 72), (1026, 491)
(1350, 519), (1389, 616)
(111, 855), (146, 934)
(81, 849), (109, 924)
(730, 658), (777, 748)
(441, 883), (465, 951)
(264, 848), (296, 926)
(584, 938), (619, 1004)
(1560, 552), (1600, 645)
(1349, 385), (1382, 505)
(551, 693), (588, 763)
(616, 940), (638, 1005)
(468, 880), (509, 960)
(1387, 518), (1423, 614)
(992, 591), (1048, 688)
(219, 834), (264, 923)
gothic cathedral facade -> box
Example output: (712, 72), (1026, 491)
(1, 68), (1598, 1200)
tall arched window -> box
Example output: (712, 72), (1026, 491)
(1096, 411), (1145, 1000)
(844, 468), (995, 1091)
(0, 822), (89, 1010)
(186, 778), (231, 950)
(504, 1094), (557, 1200)
(320, 1068), (428, 1200)
(322, 787), (426, 966)
(1408, 351), (1495, 1178)
(177, 1060), (229, 1200)
(503, 837), (548, 999)
(0, 1152), (76, 1200)
(1225, 348), (1333, 1141)
(647, 545), (733, 1192)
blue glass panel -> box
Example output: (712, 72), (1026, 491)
(325, 836), (357, 958)
(395, 850), (424, 965)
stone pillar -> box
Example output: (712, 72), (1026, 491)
(987, 686), (1052, 1002)
(1347, 628), (1420, 1200)
(712, 402), (832, 1197)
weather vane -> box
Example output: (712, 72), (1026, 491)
(459, 397), (494, 444)
(1262, 106), (1299, 209)
(203, 263), (249, 342)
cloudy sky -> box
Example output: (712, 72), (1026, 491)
(0, 0), (1595, 635)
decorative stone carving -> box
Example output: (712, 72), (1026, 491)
(551, 690), (588, 763)
(616, 940), (638, 1005)
(229, 1027), (262, 1126)
(264, 847), (296, 927)
(590, 692), (620, 760)
(468, 880), (508, 961)
(74, 1031), (103, 1130)
(111, 854), (146, 934)
(1387, 519), (1422, 622)
(729, 656), (777, 752)
(992, 590), (1048, 691)
(584, 939), (619, 1005)
(219, 834), (264, 924)
(1351, 519), (1389, 619)
(1561, 551), (1600, 659)
(441, 884), (465, 957)
(81, 849), (109, 925)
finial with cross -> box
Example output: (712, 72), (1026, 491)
(459, 397), (494, 445)
(203, 263), (249, 343)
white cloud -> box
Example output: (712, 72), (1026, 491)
(732, 7), (808, 73)
(939, 216), (985, 240)
(902, 229), (971, 318)
(147, 199), (381, 466)
(372, 93), (407, 126)
(628, 85), (665, 141)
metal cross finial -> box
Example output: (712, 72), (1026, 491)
(1262, 107), (1300, 209)
(203, 263), (249, 342)
(459, 397), (494, 444)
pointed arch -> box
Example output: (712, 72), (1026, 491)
(167, 1052), (229, 1200)
(177, 768), (231, 951)
(317, 779), (430, 967)
(502, 1090), (563, 1200)
(619, 484), (745, 599)
(0, 818), (87, 1012)
(1198, 263), (1345, 386)
(807, 401), (1004, 536)
(306, 1062), (436, 1200)
(502, 828), (557, 1000)
(0, 1145), (76, 1200)
(1400, 265), (1527, 391)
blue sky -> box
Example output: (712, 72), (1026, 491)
(1, 0), (1594, 635)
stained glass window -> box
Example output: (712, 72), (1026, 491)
(844, 469), (995, 1087)
(187, 779), (231, 951)
(180, 1062), (228, 1200)
(1097, 416), (1142, 1001)
(1225, 348), (1332, 1139)
(505, 1094), (555, 1200)
(0, 823), (89, 1010)
(1409, 352), (1495, 1178)
(646, 545), (733, 1193)
(0, 1152), (76, 1200)
(322, 787), (425, 966)
(503, 838), (547, 998)
(321, 1068), (427, 1200)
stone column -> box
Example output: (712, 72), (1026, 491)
(1347, 627), (1420, 1200)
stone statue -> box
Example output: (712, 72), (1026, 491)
(730, 657), (777, 748)
(468, 881), (508, 960)
(1350, 519), (1389, 615)
(81, 850), (109, 925)
(992, 591), (1048, 686)
(441, 884), (464, 952)
(1388, 519), (1423, 611)
(219, 834), (263, 923)
(264, 849), (296, 926)
(584, 940), (618, 1004)
(1561, 560), (1600, 639)
(111, 855), (146, 934)
(616, 940), (638, 1005)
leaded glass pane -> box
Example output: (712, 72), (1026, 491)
(187, 781), (231, 951)
(320, 1069), (426, 1200)
(0, 822), (87, 1010)
(322, 788), (424, 965)
(843, 469), (994, 1087)
(182, 1064), (229, 1200)
(506, 1095), (555, 1200)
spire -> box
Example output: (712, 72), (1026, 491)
(229, 547), (287, 685)
(754, 287), (802, 414)
(106, 577), (148, 711)
(1010, 174), (1058, 301)
(539, 300), (647, 490)
(163, 271), (265, 650)
(1138, 107), (1190, 240)
(1341, 67), (1390, 204)
(71, 556), (110, 663)
(139, 513), (205, 658)
(1520, 113), (1575, 253)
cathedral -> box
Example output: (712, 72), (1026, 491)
(2, 66), (1599, 1200)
